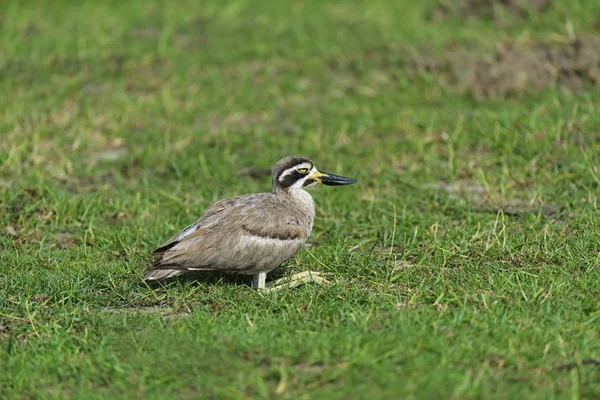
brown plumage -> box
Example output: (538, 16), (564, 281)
(144, 155), (356, 288)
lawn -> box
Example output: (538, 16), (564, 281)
(1, 0), (600, 398)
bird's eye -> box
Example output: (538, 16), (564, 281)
(297, 167), (309, 174)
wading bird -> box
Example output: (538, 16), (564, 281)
(144, 155), (356, 290)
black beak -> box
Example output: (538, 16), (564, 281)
(317, 171), (357, 186)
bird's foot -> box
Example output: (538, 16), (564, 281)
(263, 270), (331, 292)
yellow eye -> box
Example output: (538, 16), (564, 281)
(297, 167), (309, 174)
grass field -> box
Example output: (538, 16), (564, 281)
(2, 0), (600, 398)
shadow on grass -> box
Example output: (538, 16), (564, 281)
(138, 268), (289, 289)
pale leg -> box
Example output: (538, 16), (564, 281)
(265, 271), (331, 292)
(252, 271), (267, 289)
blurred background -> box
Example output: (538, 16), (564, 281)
(2, 0), (599, 205)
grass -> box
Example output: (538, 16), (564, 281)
(1, 0), (600, 398)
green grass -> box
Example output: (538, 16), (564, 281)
(2, 0), (600, 398)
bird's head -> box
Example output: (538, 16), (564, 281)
(271, 155), (356, 194)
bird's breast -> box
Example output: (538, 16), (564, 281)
(285, 195), (314, 235)
(289, 189), (315, 215)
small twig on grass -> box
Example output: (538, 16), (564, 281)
(555, 359), (600, 371)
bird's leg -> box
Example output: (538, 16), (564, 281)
(265, 270), (331, 292)
(252, 272), (267, 289)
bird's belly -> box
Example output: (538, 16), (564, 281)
(218, 235), (306, 274)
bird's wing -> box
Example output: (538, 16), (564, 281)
(151, 194), (310, 271)
(152, 196), (241, 257)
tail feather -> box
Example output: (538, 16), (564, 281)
(143, 268), (187, 281)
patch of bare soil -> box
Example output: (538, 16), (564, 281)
(426, 179), (565, 217)
(52, 232), (79, 249)
(429, 0), (551, 21)
(102, 306), (191, 319)
(407, 36), (600, 98)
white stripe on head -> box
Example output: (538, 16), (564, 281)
(278, 162), (313, 182)
(289, 166), (318, 190)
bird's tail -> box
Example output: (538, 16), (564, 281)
(143, 268), (187, 282)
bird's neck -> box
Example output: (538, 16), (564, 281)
(275, 187), (315, 211)
(274, 188), (315, 234)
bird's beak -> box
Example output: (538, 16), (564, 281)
(311, 170), (357, 186)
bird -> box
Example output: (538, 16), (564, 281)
(143, 155), (356, 290)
